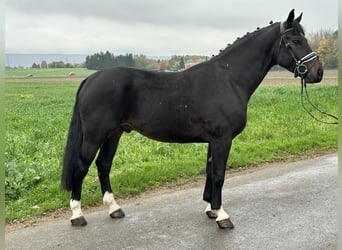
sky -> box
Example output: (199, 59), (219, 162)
(5, 0), (338, 56)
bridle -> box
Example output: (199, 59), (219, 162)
(278, 22), (338, 125)
(279, 22), (319, 79)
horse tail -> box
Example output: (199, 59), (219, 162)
(61, 79), (87, 191)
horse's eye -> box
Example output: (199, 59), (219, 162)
(293, 40), (302, 45)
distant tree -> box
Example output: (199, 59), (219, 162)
(85, 51), (135, 70)
(159, 60), (168, 71)
(317, 31), (338, 69)
(307, 29), (338, 68)
(307, 29), (335, 50)
(134, 54), (159, 70)
(317, 37), (338, 69)
(332, 30), (338, 40)
(126, 53), (135, 67)
(48, 61), (65, 68)
(85, 53), (101, 70)
(41, 60), (47, 69)
(114, 54), (126, 67)
(167, 55), (206, 71)
(134, 54), (149, 69)
(65, 63), (74, 68)
(103, 51), (114, 69)
(31, 62), (40, 69)
(179, 57), (185, 69)
(167, 55), (180, 71)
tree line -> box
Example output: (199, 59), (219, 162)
(84, 52), (196, 71)
(30, 29), (338, 70)
(85, 51), (134, 70)
(31, 60), (78, 69)
(307, 29), (338, 69)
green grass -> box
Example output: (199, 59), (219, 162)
(5, 68), (96, 78)
(5, 81), (338, 223)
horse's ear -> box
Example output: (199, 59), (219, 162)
(285, 9), (295, 28)
(295, 13), (303, 23)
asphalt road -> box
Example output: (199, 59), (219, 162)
(6, 154), (338, 250)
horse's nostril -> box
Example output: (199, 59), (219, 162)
(317, 68), (323, 79)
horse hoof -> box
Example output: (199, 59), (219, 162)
(71, 216), (87, 226)
(206, 210), (217, 219)
(216, 218), (234, 229)
(110, 209), (125, 219)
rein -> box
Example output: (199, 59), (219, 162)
(279, 22), (338, 125)
(300, 78), (338, 125)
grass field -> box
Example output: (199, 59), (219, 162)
(5, 69), (338, 223)
(5, 68), (96, 78)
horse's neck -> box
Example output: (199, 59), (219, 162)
(216, 24), (280, 98)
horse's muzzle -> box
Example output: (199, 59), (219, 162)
(304, 60), (324, 83)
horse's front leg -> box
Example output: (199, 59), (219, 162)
(204, 137), (234, 229)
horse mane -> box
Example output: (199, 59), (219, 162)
(188, 18), (305, 69)
(220, 19), (305, 55)
(187, 24), (277, 70)
(211, 22), (280, 61)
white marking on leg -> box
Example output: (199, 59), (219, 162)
(204, 203), (217, 216)
(103, 191), (121, 215)
(70, 200), (83, 220)
(215, 206), (229, 221)
(205, 203), (212, 213)
(204, 203), (219, 219)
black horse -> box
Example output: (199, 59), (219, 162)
(62, 10), (323, 229)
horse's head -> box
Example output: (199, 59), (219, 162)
(277, 9), (323, 83)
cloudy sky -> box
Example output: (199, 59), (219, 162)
(5, 0), (338, 56)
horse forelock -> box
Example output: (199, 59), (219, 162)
(292, 21), (305, 36)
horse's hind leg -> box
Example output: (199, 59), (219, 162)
(95, 129), (125, 219)
(203, 143), (218, 219)
(70, 138), (101, 226)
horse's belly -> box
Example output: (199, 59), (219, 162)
(126, 118), (208, 143)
